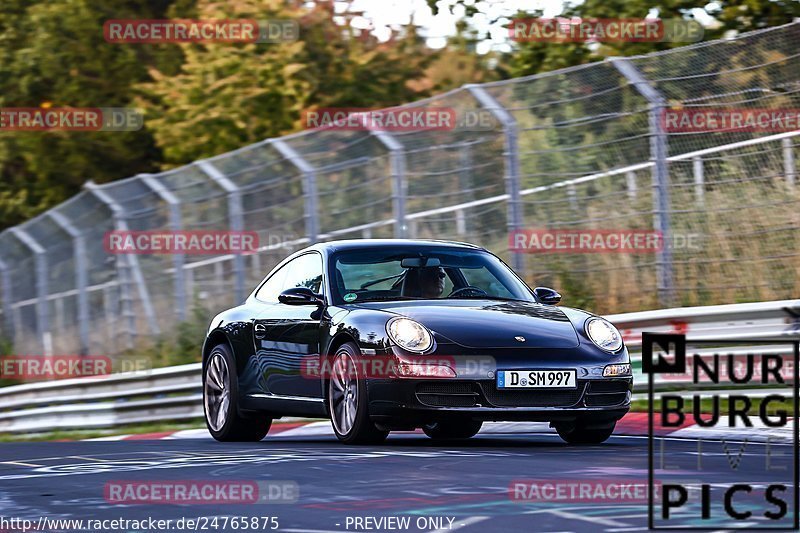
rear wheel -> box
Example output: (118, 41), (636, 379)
(328, 342), (389, 445)
(204, 343), (271, 442)
(423, 420), (483, 441)
(556, 422), (615, 444)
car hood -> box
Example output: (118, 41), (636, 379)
(353, 299), (580, 349)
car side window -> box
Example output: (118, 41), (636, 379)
(280, 253), (324, 295)
(254, 263), (291, 303)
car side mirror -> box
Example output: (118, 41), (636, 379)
(279, 287), (324, 306)
(533, 286), (561, 305)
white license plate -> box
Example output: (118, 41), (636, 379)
(497, 370), (577, 389)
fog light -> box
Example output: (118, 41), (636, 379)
(396, 363), (456, 379)
(603, 363), (631, 377)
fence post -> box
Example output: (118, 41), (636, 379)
(251, 252), (261, 279)
(0, 258), (14, 345)
(8, 228), (51, 355)
(611, 58), (675, 307)
(55, 297), (65, 337)
(626, 171), (638, 200)
(186, 268), (195, 304)
(783, 137), (796, 189)
(692, 156), (705, 206)
(196, 160), (246, 302)
(85, 181), (160, 346)
(465, 84), (525, 275)
(457, 141), (474, 236)
(271, 139), (320, 243)
(100, 284), (112, 346)
(567, 183), (579, 212)
(370, 130), (407, 238)
(47, 211), (91, 355)
(138, 174), (187, 322)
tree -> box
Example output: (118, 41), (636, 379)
(496, 0), (800, 78)
(0, 0), (180, 229)
(140, 0), (436, 165)
(413, 20), (500, 93)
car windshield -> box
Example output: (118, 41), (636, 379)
(331, 247), (535, 304)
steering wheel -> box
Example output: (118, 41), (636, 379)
(448, 286), (488, 298)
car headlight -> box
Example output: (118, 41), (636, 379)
(387, 318), (433, 353)
(586, 317), (623, 353)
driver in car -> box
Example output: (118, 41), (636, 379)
(419, 266), (445, 298)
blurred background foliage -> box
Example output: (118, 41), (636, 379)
(1, 0), (798, 231)
(1, 0), (798, 366)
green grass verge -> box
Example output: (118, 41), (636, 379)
(0, 419), (207, 442)
(0, 417), (325, 443)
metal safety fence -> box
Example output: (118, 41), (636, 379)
(0, 22), (799, 357)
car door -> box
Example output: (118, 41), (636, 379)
(252, 252), (324, 398)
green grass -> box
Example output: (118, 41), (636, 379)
(0, 419), (207, 442)
(0, 417), (325, 442)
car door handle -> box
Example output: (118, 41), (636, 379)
(254, 323), (267, 339)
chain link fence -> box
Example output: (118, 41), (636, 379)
(1, 22), (799, 357)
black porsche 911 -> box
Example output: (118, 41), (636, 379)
(202, 239), (632, 445)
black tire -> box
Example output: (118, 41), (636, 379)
(556, 422), (615, 444)
(204, 343), (271, 442)
(423, 420), (483, 441)
(328, 342), (389, 445)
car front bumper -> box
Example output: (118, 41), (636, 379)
(366, 376), (632, 427)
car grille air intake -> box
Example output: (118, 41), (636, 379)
(478, 381), (586, 408)
(416, 382), (479, 407)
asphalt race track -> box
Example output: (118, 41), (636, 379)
(0, 426), (796, 533)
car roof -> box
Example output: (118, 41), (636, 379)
(300, 239), (485, 255)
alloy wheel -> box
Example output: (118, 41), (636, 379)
(204, 352), (230, 432)
(330, 351), (358, 436)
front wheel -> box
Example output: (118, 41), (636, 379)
(328, 343), (388, 445)
(204, 343), (271, 442)
(556, 422), (615, 444)
(423, 420), (483, 441)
